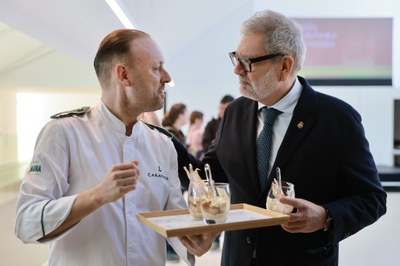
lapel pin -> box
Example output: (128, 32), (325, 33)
(297, 121), (304, 129)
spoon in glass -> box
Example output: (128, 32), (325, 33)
(275, 167), (284, 197)
(204, 163), (219, 196)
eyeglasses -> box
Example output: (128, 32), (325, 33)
(229, 51), (286, 72)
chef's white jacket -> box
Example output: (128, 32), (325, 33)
(15, 102), (193, 266)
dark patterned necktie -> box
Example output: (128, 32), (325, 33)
(256, 107), (282, 191)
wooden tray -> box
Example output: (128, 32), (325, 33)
(136, 203), (289, 237)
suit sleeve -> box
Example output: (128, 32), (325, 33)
(324, 108), (387, 244)
(171, 137), (203, 189)
(202, 120), (216, 152)
(202, 117), (229, 183)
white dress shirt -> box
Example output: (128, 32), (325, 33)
(257, 77), (303, 176)
(15, 101), (192, 266)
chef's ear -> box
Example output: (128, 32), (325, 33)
(115, 64), (130, 87)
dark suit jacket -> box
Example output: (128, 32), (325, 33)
(202, 77), (387, 266)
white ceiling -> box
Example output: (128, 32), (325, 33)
(0, 0), (250, 66)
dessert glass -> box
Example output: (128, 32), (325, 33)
(200, 182), (230, 224)
(266, 181), (295, 214)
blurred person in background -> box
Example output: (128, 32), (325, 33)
(202, 95), (235, 152)
(186, 110), (204, 159)
(162, 103), (188, 146)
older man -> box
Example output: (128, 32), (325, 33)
(201, 10), (387, 266)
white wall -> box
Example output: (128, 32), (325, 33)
(0, 49), (99, 89)
(16, 91), (100, 162)
(0, 41), (100, 166)
(0, 91), (18, 165)
(0, 89), (100, 166)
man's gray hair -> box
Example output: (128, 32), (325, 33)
(241, 10), (306, 74)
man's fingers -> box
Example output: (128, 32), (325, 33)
(281, 223), (302, 233)
(108, 161), (140, 182)
(113, 169), (140, 179)
(279, 196), (302, 208)
(179, 233), (218, 256)
(116, 176), (138, 187)
(111, 161), (140, 171)
(178, 235), (198, 255)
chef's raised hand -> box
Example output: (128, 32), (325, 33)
(40, 161), (140, 241)
(94, 161), (140, 204)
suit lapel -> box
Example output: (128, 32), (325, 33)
(241, 101), (261, 194)
(272, 79), (318, 179)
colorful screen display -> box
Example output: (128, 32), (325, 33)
(293, 18), (393, 86)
